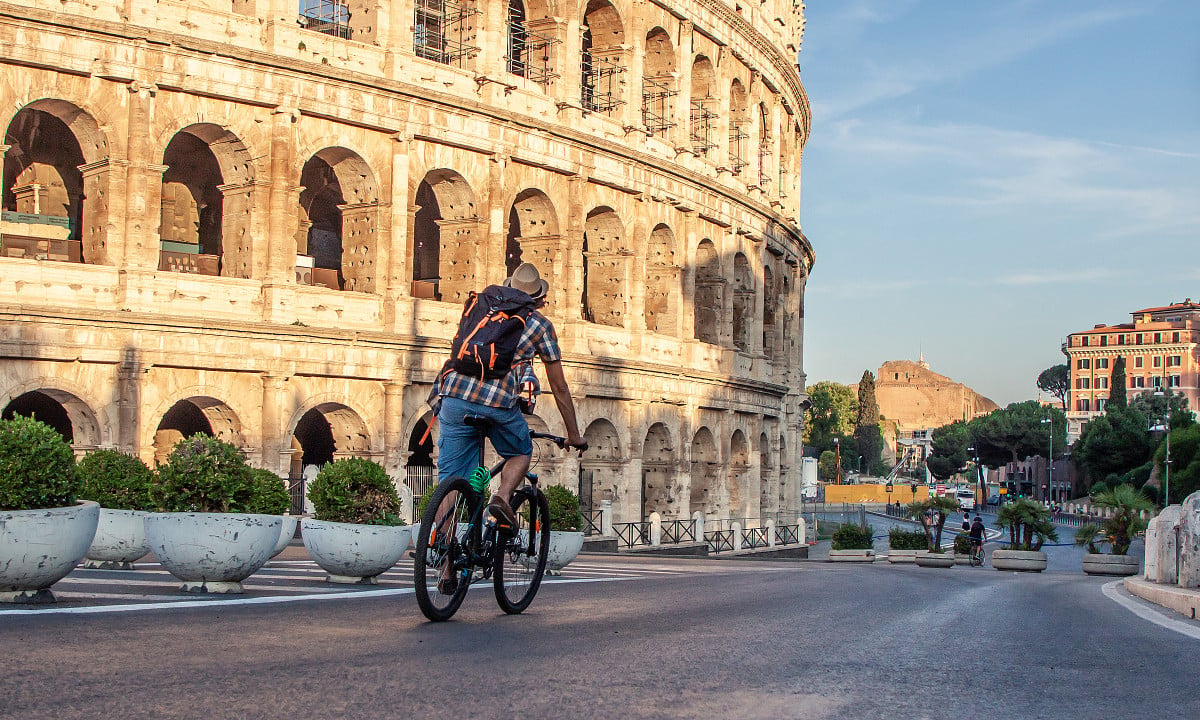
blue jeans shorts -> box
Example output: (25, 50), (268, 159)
(436, 396), (533, 483)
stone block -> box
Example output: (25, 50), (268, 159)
(1155, 505), (1182, 585)
(1180, 492), (1200, 589)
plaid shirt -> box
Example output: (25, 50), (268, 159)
(438, 311), (561, 409)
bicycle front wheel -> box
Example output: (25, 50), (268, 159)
(493, 487), (550, 614)
(414, 477), (476, 622)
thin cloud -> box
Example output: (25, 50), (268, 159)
(994, 269), (1117, 286)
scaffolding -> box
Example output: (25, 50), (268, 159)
(298, 0), (352, 40)
(505, 20), (560, 85)
(690, 99), (717, 156)
(581, 53), (624, 114)
(414, 0), (479, 68)
(641, 77), (677, 137)
(758, 140), (773, 187)
(727, 122), (748, 175)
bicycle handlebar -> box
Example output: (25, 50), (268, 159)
(530, 430), (587, 453)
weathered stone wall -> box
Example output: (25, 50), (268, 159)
(0, 0), (812, 525)
(875, 360), (999, 433)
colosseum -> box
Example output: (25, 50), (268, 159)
(0, 0), (812, 526)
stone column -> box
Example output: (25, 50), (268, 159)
(116, 347), (142, 455)
(627, 212), (647, 332)
(436, 216), (486, 303)
(121, 82), (158, 271)
(78, 159), (114, 265)
(383, 381), (404, 478)
(260, 373), (288, 475)
(672, 21), (694, 151)
(484, 153), (508, 280)
(563, 175), (587, 323)
(339, 201), (381, 292)
(217, 180), (262, 279)
(265, 105), (298, 284)
(386, 133), (413, 313)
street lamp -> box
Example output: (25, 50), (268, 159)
(1041, 415), (1053, 505)
(833, 437), (842, 485)
(1152, 389), (1171, 506)
(968, 446), (984, 507)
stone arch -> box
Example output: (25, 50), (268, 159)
(153, 396), (244, 465)
(763, 263), (777, 360)
(505, 0), (557, 83)
(732, 252), (753, 352)
(582, 205), (626, 327)
(641, 422), (675, 520)
(581, 0), (626, 115)
(581, 417), (621, 513)
(690, 426), (718, 519)
(1, 388), (102, 449)
(728, 79), (749, 175)
(159, 123), (256, 278)
(412, 168), (481, 303)
(644, 223), (678, 335)
(690, 56), (717, 157)
(505, 188), (560, 299)
(642, 27), (675, 137)
(289, 402), (372, 472)
(729, 429), (749, 518)
(2, 99), (110, 264)
(297, 146), (381, 292)
(693, 239), (723, 344)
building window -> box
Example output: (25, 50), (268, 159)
(1100, 335), (1108, 347)
(1136, 333), (1143, 344)
(1075, 378), (1091, 390)
(1135, 356), (1144, 368)
(1076, 398), (1091, 412)
(1082, 336), (1090, 347)
(1077, 358), (1090, 370)
(299, 0), (352, 40)
(1131, 376), (1145, 388)
(1169, 355), (1181, 367)
(1153, 356), (1162, 368)
(1097, 358), (1109, 369)
(1097, 398), (1106, 411)
(1155, 332), (1162, 343)
(414, 0), (479, 68)
(1118, 335), (1125, 345)
(1152, 376), (1162, 388)
(1097, 377), (1108, 389)
(1173, 331), (1180, 342)
(1169, 375), (1182, 387)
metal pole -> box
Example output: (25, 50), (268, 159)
(1164, 414), (1171, 506)
(1048, 420), (1053, 505)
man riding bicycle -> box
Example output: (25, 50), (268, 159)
(432, 262), (586, 536)
(968, 514), (986, 564)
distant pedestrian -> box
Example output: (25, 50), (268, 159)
(961, 513), (971, 533)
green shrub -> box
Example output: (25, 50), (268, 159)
(247, 468), (292, 515)
(152, 434), (256, 513)
(415, 481), (438, 521)
(308, 458), (403, 526)
(887, 527), (927, 551)
(0, 415), (80, 511)
(831, 522), (874, 550)
(952, 534), (973, 555)
(77, 449), (154, 511)
(545, 484), (583, 532)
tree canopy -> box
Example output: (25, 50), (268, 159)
(855, 371), (882, 473)
(1073, 404), (1151, 488)
(1037, 364), (1069, 410)
(925, 420), (972, 481)
(1109, 357), (1127, 408)
(802, 381), (857, 454)
(971, 400), (1062, 469)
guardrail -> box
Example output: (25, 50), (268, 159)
(613, 516), (806, 554)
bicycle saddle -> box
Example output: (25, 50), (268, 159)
(463, 413), (495, 430)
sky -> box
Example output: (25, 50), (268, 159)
(796, 0), (1200, 406)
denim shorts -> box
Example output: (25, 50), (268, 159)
(436, 396), (533, 483)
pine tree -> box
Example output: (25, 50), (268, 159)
(1109, 356), (1127, 408)
(855, 370), (882, 472)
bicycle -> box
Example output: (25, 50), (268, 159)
(413, 412), (581, 622)
(969, 540), (984, 567)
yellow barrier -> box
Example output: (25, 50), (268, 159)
(823, 484), (932, 504)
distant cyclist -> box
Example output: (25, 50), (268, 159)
(969, 514), (986, 564)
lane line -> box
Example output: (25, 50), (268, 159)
(0, 576), (628, 617)
(1101, 581), (1200, 641)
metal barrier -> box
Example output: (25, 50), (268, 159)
(776, 524), (799, 545)
(615, 522), (651, 548)
(582, 509), (603, 536)
(286, 476), (307, 516)
(660, 519), (697, 545)
(706, 529), (734, 553)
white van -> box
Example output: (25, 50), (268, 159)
(956, 488), (976, 511)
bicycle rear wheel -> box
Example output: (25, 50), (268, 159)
(493, 487), (550, 614)
(414, 478), (477, 622)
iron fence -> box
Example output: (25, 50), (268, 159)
(582, 509), (602, 536)
(706, 529), (734, 553)
(615, 522), (651, 548)
(660, 519), (697, 545)
(776, 524), (799, 545)
(742, 526), (768, 549)
(286, 476), (307, 516)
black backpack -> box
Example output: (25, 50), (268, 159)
(448, 285), (537, 380)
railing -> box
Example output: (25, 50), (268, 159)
(287, 476), (307, 516)
(615, 522), (651, 548)
(742, 526), (768, 549)
(582, 509), (602, 536)
(776, 524), (799, 545)
(706, 528), (734, 553)
(612, 516), (806, 553)
(660, 519), (696, 545)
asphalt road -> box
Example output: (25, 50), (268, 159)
(1, 554), (1195, 720)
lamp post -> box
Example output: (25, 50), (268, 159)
(833, 437), (842, 485)
(1041, 416), (1053, 505)
(1152, 389), (1172, 506)
(968, 445), (984, 507)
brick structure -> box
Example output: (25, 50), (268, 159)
(0, 0), (813, 525)
(1064, 300), (1200, 440)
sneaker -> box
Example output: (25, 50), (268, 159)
(486, 494), (518, 529)
(437, 575), (458, 595)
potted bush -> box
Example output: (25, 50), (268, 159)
(301, 458), (410, 584)
(910, 496), (959, 568)
(78, 449), (155, 569)
(246, 468), (297, 559)
(992, 498), (1058, 572)
(886, 527), (928, 564)
(542, 484), (585, 574)
(145, 435), (281, 593)
(952, 534), (974, 565)
(0, 415), (99, 603)
(1074, 484), (1152, 576)
(829, 522), (875, 562)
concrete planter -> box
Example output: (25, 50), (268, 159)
(828, 548), (875, 563)
(301, 518), (411, 584)
(84, 508), (150, 569)
(1082, 553), (1140, 576)
(992, 549), (1048, 572)
(0, 501), (100, 603)
(915, 552), (955, 568)
(954, 553), (972, 565)
(145, 512), (280, 593)
(269, 515), (300, 559)
(886, 549), (924, 564)
(544, 531), (584, 575)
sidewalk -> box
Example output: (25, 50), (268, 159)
(1124, 576), (1200, 620)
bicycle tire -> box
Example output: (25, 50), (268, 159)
(493, 487), (550, 614)
(414, 477), (477, 622)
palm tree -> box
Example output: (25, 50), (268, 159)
(907, 496), (961, 552)
(996, 498), (1058, 550)
(1091, 484), (1153, 555)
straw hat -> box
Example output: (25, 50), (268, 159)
(503, 262), (549, 300)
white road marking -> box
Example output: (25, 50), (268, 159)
(1102, 581), (1200, 641)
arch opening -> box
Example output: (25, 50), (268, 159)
(693, 239), (723, 345)
(641, 423), (675, 520)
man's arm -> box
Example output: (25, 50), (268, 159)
(542, 359), (585, 448)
